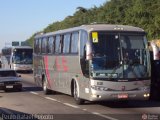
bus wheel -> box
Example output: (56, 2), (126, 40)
(43, 79), (52, 95)
(17, 86), (22, 92)
(73, 81), (84, 105)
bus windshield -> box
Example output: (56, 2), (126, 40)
(13, 49), (33, 64)
(91, 32), (150, 79)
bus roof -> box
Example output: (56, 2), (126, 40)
(35, 24), (145, 38)
(2, 46), (32, 50)
(11, 46), (32, 49)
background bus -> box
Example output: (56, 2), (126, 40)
(34, 24), (151, 104)
(1, 47), (11, 68)
(1, 46), (33, 72)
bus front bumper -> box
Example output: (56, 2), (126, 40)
(13, 66), (32, 71)
(89, 90), (150, 101)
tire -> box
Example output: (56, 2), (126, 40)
(43, 79), (52, 95)
(73, 81), (85, 105)
(17, 86), (22, 92)
(4, 89), (9, 92)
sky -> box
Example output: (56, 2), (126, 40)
(0, 0), (107, 51)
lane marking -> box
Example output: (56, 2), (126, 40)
(82, 109), (87, 111)
(63, 103), (80, 109)
(45, 97), (80, 109)
(29, 92), (118, 120)
(45, 97), (58, 102)
(92, 112), (119, 120)
(30, 92), (39, 95)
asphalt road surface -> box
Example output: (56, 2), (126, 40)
(0, 73), (160, 120)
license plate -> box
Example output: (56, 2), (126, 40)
(6, 86), (13, 88)
(118, 94), (128, 99)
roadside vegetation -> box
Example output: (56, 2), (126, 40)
(26, 0), (160, 46)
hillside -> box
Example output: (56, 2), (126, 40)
(27, 0), (160, 46)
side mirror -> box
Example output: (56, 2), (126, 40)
(151, 41), (160, 60)
(86, 42), (92, 60)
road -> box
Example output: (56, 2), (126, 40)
(0, 73), (160, 120)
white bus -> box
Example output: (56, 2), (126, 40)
(1, 46), (33, 72)
(34, 24), (151, 104)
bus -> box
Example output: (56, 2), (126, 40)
(1, 46), (33, 72)
(34, 24), (151, 104)
(1, 47), (11, 68)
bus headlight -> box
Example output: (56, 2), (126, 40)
(91, 85), (108, 91)
(144, 93), (150, 97)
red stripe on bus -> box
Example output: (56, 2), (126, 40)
(62, 56), (68, 72)
(44, 56), (51, 88)
(55, 57), (61, 71)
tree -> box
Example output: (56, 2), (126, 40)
(26, 0), (160, 46)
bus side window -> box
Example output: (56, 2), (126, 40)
(71, 32), (79, 54)
(55, 35), (61, 54)
(60, 35), (64, 53)
(34, 39), (38, 54)
(55, 35), (60, 53)
(38, 38), (42, 54)
(35, 39), (40, 54)
(53, 36), (56, 53)
(42, 37), (47, 54)
(80, 30), (89, 76)
(80, 30), (88, 58)
(48, 36), (54, 54)
(63, 33), (71, 54)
